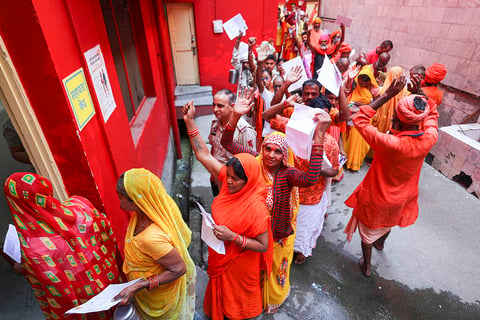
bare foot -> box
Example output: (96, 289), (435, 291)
(359, 258), (371, 277)
(294, 252), (306, 264)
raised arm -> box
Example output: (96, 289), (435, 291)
(335, 85), (349, 122)
(288, 111), (331, 187)
(271, 65), (303, 105)
(263, 93), (300, 120)
(182, 101), (223, 179)
(221, 89), (260, 157)
(256, 52), (267, 93)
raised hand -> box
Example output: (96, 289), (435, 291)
(385, 75), (407, 98)
(182, 101), (196, 124)
(407, 73), (422, 94)
(286, 65), (303, 84)
(285, 93), (301, 107)
(234, 88), (255, 115)
(313, 110), (332, 134)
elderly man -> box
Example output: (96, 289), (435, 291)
(208, 89), (256, 196)
(344, 76), (438, 277)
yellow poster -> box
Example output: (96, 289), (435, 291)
(63, 68), (95, 131)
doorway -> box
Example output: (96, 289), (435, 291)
(166, 3), (200, 85)
(0, 36), (67, 240)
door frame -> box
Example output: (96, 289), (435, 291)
(166, 2), (200, 85)
(0, 35), (68, 200)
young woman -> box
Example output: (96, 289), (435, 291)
(220, 90), (331, 314)
(183, 101), (271, 320)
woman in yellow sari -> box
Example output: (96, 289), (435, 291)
(115, 168), (196, 320)
(372, 66), (408, 133)
(344, 65), (380, 171)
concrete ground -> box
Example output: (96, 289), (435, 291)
(1, 114), (480, 319)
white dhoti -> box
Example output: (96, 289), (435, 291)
(294, 191), (328, 257)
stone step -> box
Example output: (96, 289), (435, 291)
(174, 85), (213, 105)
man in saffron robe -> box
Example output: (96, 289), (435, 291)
(421, 63), (447, 108)
(344, 76), (439, 277)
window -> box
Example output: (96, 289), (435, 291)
(100, 0), (145, 121)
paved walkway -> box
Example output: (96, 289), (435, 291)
(1, 114), (479, 319)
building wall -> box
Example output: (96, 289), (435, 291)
(168, 0), (278, 93)
(0, 0), (179, 250)
(321, 0), (480, 126)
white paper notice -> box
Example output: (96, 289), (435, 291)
(281, 56), (309, 93)
(317, 54), (343, 96)
(65, 278), (142, 315)
(223, 13), (248, 40)
(238, 42), (249, 61)
(286, 104), (327, 159)
(196, 202), (225, 255)
(3, 224), (21, 263)
(84, 45), (117, 123)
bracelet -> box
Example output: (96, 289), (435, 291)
(187, 128), (199, 138)
(148, 275), (159, 291)
(312, 143), (323, 147)
(241, 235), (247, 249)
(284, 100), (289, 108)
(233, 233), (240, 243)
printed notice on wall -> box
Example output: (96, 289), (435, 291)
(63, 68), (96, 131)
(84, 45), (116, 123)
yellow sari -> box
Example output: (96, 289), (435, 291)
(372, 66), (408, 133)
(123, 168), (196, 320)
(345, 66), (379, 171)
(257, 145), (299, 313)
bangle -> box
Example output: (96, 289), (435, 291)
(283, 100), (289, 108)
(187, 128), (199, 138)
(148, 275), (159, 291)
(241, 235), (247, 249)
(312, 143), (323, 147)
(233, 233), (239, 243)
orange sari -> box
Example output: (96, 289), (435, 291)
(204, 153), (272, 320)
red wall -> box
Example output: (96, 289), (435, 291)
(0, 0), (178, 252)
(167, 0), (278, 93)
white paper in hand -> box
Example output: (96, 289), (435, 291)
(196, 202), (225, 255)
(3, 224), (21, 263)
(223, 13), (248, 40)
(281, 57), (309, 93)
(317, 54), (343, 96)
(65, 278), (142, 315)
(286, 104), (327, 159)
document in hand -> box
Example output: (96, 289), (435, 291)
(286, 104), (328, 160)
(281, 57), (309, 93)
(65, 278), (142, 315)
(223, 13), (248, 40)
(196, 202), (226, 255)
(3, 224), (21, 263)
(317, 54), (343, 96)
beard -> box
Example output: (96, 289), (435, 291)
(314, 26), (320, 32)
(320, 44), (328, 51)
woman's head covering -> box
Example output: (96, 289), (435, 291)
(262, 131), (289, 166)
(123, 168), (191, 248)
(350, 65), (379, 105)
(395, 95), (430, 125)
(380, 66), (403, 95)
(330, 30), (341, 40)
(214, 153), (267, 208)
(4, 172), (120, 318)
(424, 63), (447, 84)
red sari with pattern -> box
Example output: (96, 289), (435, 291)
(4, 172), (121, 319)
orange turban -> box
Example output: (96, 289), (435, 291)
(340, 43), (352, 53)
(395, 95), (430, 125)
(425, 63), (447, 84)
(330, 30), (341, 40)
(313, 17), (322, 24)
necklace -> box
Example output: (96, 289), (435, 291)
(133, 218), (150, 236)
